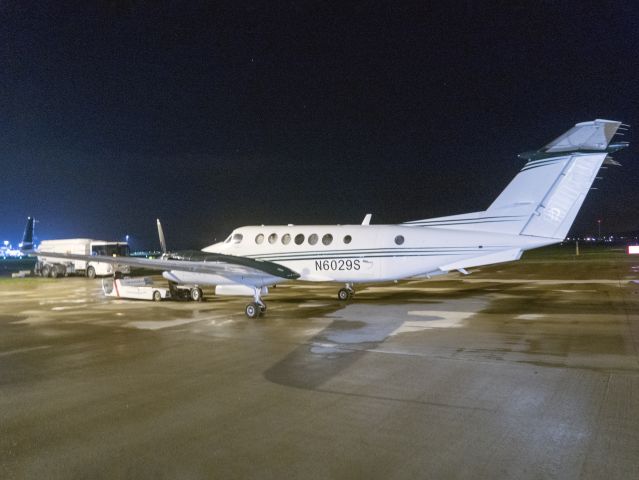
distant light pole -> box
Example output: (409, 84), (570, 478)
(597, 219), (602, 240)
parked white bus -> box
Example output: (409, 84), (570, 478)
(36, 239), (130, 278)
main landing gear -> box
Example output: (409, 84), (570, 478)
(245, 287), (267, 319)
(338, 283), (354, 301)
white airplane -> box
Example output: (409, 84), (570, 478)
(35, 119), (629, 317)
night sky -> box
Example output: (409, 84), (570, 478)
(2, 1), (638, 249)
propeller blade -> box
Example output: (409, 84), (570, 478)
(157, 218), (167, 254)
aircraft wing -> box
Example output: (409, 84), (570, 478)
(33, 251), (300, 280)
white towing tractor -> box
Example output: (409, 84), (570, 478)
(36, 238), (130, 278)
(102, 276), (171, 301)
(101, 275), (203, 302)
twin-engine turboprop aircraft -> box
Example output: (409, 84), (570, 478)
(35, 119), (629, 317)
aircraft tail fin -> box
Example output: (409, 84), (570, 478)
(404, 119), (628, 240)
(20, 217), (35, 251)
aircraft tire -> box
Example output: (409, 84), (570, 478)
(245, 303), (260, 319)
(50, 266), (59, 279)
(153, 290), (162, 302)
(338, 288), (351, 301)
(41, 265), (51, 278)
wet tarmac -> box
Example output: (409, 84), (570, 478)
(1, 248), (638, 479)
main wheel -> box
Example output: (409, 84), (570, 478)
(338, 288), (352, 301)
(152, 290), (162, 302)
(190, 287), (203, 302)
(86, 266), (96, 279)
(259, 304), (267, 315)
(245, 303), (260, 318)
(50, 265), (59, 278)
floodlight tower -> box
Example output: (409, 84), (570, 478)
(597, 219), (602, 240)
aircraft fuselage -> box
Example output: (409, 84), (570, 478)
(201, 225), (556, 284)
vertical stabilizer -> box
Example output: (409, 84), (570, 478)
(404, 119), (628, 240)
(20, 217), (34, 250)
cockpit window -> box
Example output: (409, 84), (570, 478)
(232, 233), (243, 244)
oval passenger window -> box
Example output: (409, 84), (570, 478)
(294, 234), (305, 245)
(343, 235), (352, 244)
(282, 234), (291, 245)
(322, 234), (333, 245)
(394, 235), (404, 245)
(308, 234), (318, 245)
(268, 233), (278, 244)
(255, 234), (264, 244)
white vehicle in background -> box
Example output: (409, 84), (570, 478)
(36, 239), (130, 278)
(102, 277), (170, 301)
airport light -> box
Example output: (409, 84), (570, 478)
(597, 219), (602, 239)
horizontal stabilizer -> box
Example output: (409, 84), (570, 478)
(543, 119), (621, 153)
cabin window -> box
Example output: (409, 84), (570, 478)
(282, 233), (291, 245)
(255, 233), (264, 244)
(232, 234), (243, 244)
(394, 235), (404, 245)
(343, 235), (352, 244)
(294, 234), (305, 245)
(268, 233), (278, 244)
(308, 234), (318, 245)
(322, 234), (333, 245)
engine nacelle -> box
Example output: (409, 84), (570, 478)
(215, 285), (268, 297)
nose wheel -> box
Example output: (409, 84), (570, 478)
(338, 283), (354, 301)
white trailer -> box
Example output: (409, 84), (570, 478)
(36, 239), (130, 278)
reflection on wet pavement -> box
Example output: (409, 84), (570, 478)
(1, 247), (638, 479)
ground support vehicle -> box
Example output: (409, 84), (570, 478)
(102, 277), (171, 301)
(36, 239), (130, 278)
